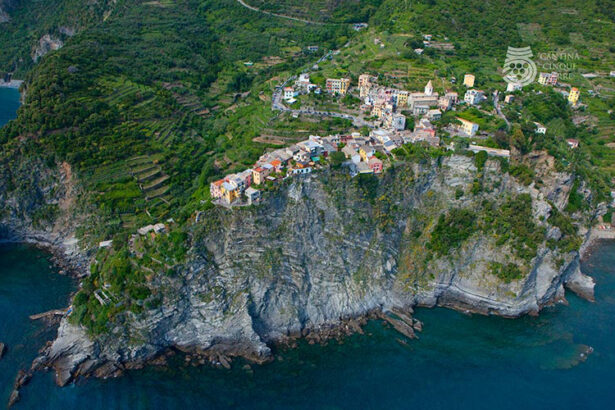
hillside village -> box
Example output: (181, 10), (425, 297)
(210, 66), (583, 207)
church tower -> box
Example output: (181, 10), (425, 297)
(425, 80), (433, 96)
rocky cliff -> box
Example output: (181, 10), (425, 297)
(19, 154), (597, 385)
(0, 0), (18, 23)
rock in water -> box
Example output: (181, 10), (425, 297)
(565, 268), (596, 302)
(0, 342), (6, 359)
(7, 389), (19, 408)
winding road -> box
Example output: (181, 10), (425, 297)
(235, 0), (324, 25)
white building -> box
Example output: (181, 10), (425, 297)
(392, 113), (406, 130)
(283, 87), (296, 101)
(426, 109), (442, 121)
(464, 89), (486, 105)
(506, 82), (522, 92)
(424, 80), (434, 96)
(342, 145), (361, 164)
(245, 187), (260, 204)
(534, 122), (547, 134)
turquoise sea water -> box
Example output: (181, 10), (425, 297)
(0, 87), (20, 127)
(0, 241), (614, 409)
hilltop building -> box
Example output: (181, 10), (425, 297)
(568, 87), (580, 105)
(534, 122), (547, 134)
(464, 89), (486, 105)
(538, 72), (559, 86)
(456, 117), (479, 136)
(463, 74), (475, 87)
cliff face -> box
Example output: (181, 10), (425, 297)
(0, 0), (19, 23)
(31, 154), (596, 384)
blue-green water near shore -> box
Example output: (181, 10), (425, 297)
(0, 241), (614, 409)
(0, 87), (21, 127)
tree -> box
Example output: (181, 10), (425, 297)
(474, 150), (488, 172)
(329, 151), (346, 168)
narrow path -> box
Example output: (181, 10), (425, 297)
(493, 90), (511, 131)
(236, 0), (325, 25)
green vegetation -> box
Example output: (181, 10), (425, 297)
(246, 0), (383, 24)
(474, 151), (488, 172)
(548, 206), (583, 254)
(509, 164), (535, 186)
(329, 151), (346, 168)
(482, 194), (544, 263)
(428, 209), (477, 255)
(489, 262), (523, 283)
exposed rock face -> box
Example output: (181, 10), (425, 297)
(32, 34), (64, 62)
(0, 7), (9, 23)
(0, 155), (89, 274)
(565, 266), (596, 302)
(30, 155), (596, 385)
(58, 26), (76, 36)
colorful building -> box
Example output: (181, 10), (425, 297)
(221, 181), (239, 204)
(538, 72), (558, 86)
(463, 74), (475, 88)
(252, 166), (271, 185)
(568, 87), (580, 105)
(396, 90), (409, 107)
(359, 145), (375, 161)
(456, 117), (479, 136)
(368, 157), (383, 174)
(326, 78), (351, 95)
(210, 179), (224, 199)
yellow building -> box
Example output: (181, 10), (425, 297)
(463, 74), (475, 88)
(252, 166), (272, 185)
(568, 87), (580, 105)
(396, 90), (409, 107)
(456, 117), (479, 136)
(326, 78), (351, 95)
(221, 181), (239, 204)
(359, 145), (375, 161)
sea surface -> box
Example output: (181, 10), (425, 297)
(0, 87), (20, 127)
(0, 241), (614, 409)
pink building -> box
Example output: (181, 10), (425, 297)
(210, 179), (224, 199)
(368, 157), (383, 174)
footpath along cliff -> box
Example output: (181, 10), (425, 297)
(1, 153), (598, 386)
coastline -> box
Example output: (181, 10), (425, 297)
(2, 217), (613, 394)
(0, 80), (23, 89)
(580, 226), (615, 259)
